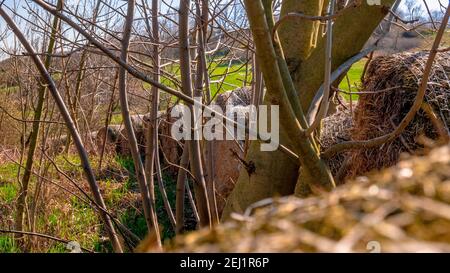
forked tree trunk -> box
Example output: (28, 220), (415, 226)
(223, 0), (396, 218)
(118, 0), (161, 246)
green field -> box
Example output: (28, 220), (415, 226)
(208, 61), (252, 97)
(338, 59), (366, 101)
(145, 60), (251, 96)
(154, 58), (365, 103)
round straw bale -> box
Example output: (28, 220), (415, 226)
(343, 51), (449, 179)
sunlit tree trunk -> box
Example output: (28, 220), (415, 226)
(223, 0), (396, 218)
(179, 0), (212, 228)
(14, 0), (63, 247)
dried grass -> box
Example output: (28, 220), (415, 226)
(344, 51), (449, 178)
(320, 103), (353, 179)
(167, 145), (450, 253)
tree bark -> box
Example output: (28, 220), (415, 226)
(118, 0), (161, 246)
(223, 0), (396, 218)
(179, 0), (212, 228)
(14, 0), (63, 246)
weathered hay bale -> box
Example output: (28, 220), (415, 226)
(83, 131), (99, 154)
(100, 114), (148, 156)
(45, 135), (68, 155)
(402, 31), (419, 38)
(46, 131), (98, 155)
(143, 111), (181, 174)
(117, 115), (147, 156)
(213, 139), (243, 216)
(320, 103), (353, 180)
(97, 125), (122, 144)
(344, 51), (450, 179)
(96, 124), (123, 155)
(165, 145), (450, 253)
(213, 87), (252, 216)
(130, 114), (147, 132)
(45, 131), (97, 155)
(101, 112), (181, 172)
(215, 87), (252, 111)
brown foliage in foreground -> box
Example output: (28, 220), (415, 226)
(163, 145), (450, 253)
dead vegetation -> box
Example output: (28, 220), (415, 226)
(320, 51), (449, 184)
(320, 103), (353, 180)
(344, 51), (449, 178)
(167, 144), (450, 253)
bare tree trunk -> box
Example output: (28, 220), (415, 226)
(179, 0), (212, 228)
(98, 70), (119, 170)
(14, 0), (62, 247)
(64, 0), (102, 153)
(141, 0), (165, 243)
(118, 0), (161, 246)
(175, 145), (190, 234)
(195, 0), (219, 224)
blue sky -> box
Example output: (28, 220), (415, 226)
(0, 0), (448, 20)
(0, 0), (448, 55)
(0, 0), (448, 11)
(0, 0), (448, 62)
(406, 0), (449, 11)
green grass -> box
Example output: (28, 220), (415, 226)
(0, 183), (17, 204)
(53, 154), (83, 175)
(120, 208), (148, 240)
(143, 57), (364, 104)
(0, 154), (125, 253)
(0, 162), (19, 204)
(47, 243), (67, 253)
(115, 155), (136, 183)
(143, 60), (252, 102)
(209, 61), (252, 97)
(154, 173), (177, 240)
(110, 114), (123, 125)
(0, 85), (19, 93)
(0, 162), (19, 181)
(338, 60), (366, 101)
(0, 105), (225, 252)
(0, 162), (19, 253)
(0, 236), (19, 253)
(115, 155), (178, 241)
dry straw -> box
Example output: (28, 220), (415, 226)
(323, 51), (449, 180)
(167, 145), (450, 253)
